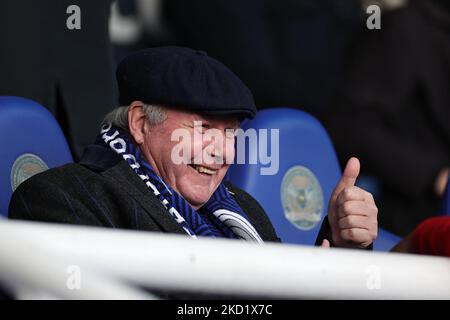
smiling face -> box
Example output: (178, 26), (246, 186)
(128, 102), (239, 210)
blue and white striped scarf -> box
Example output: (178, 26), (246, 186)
(100, 123), (263, 243)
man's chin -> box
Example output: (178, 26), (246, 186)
(178, 187), (211, 209)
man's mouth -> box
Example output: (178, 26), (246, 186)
(188, 164), (218, 175)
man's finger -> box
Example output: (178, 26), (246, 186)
(321, 239), (330, 248)
(339, 228), (372, 246)
(338, 215), (370, 230)
(331, 157), (360, 202)
(336, 200), (373, 219)
(336, 186), (367, 207)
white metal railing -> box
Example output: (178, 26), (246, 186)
(0, 219), (449, 299)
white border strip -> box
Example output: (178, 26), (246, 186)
(0, 220), (449, 299)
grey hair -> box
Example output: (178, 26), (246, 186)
(102, 104), (167, 131)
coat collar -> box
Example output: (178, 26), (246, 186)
(78, 141), (122, 172)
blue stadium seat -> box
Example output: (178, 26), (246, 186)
(374, 228), (401, 251)
(0, 96), (73, 217)
(227, 108), (400, 250)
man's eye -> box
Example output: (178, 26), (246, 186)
(194, 124), (208, 133)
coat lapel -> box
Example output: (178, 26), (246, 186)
(80, 143), (186, 235)
(105, 161), (187, 235)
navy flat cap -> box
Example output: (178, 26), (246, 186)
(116, 46), (257, 119)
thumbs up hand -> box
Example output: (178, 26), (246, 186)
(327, 157), (378, 248)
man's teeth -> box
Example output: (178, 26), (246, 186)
(192, 165), (217, 175)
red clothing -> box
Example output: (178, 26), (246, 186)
(412, 216), (450, 257)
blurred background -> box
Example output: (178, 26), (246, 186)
(0, 0), (448, 237)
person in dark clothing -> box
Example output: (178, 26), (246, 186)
(392, 216), (450, 257)
(163, 0), (362, 118)
(0, 0), (116, 159)
(8, 47), (378, 249)
(324, 0), (450, 236)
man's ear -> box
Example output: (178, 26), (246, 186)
(128, 101), (146, 145)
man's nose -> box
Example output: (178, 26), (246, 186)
(208, 138), (224, 160)
(203, 131), (229, 164)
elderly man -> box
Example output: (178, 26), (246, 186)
(9, 47), (377, 249)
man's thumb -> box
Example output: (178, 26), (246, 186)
(321, 239), (330, 248)
(333, 157), (360, 197)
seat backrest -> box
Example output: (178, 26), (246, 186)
(0, 96), (73, 217)
(227, 108), (401, 250)
(373, 228), (400, 251)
